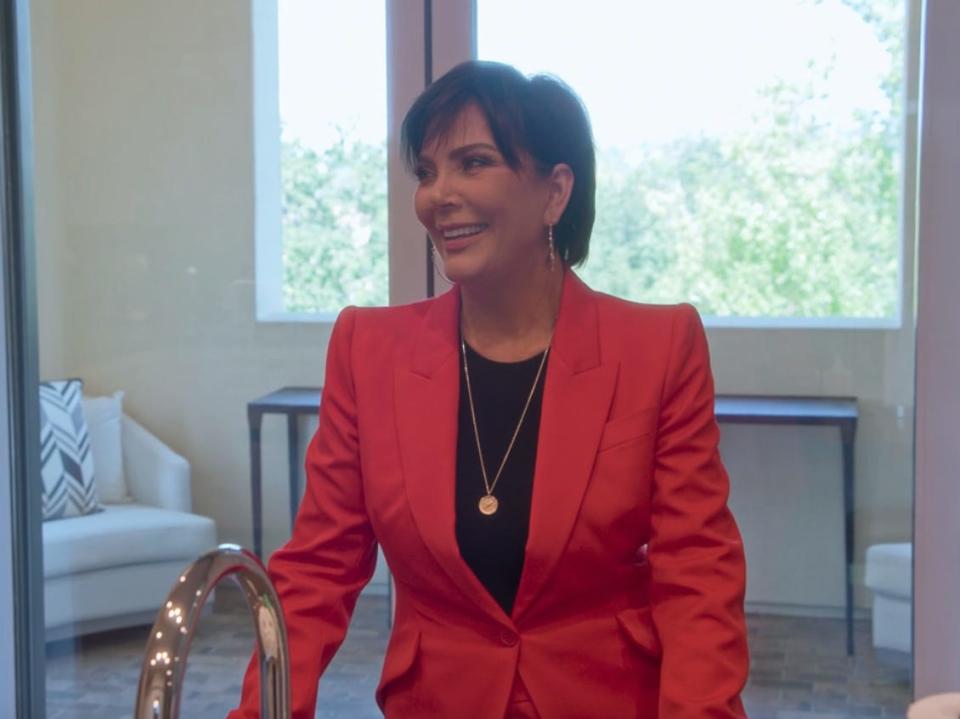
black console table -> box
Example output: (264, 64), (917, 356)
(715, 394), (859, 655)
(246, 388), (859, 651)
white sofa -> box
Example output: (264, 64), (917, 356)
(43, 412), (217, 641)
(864, 542), (912, 656)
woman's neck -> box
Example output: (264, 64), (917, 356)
(459, 266), (564, 362)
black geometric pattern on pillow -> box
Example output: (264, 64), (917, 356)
(39, 378), (100, 521)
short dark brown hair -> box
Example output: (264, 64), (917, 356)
(401, 61), (596, 267)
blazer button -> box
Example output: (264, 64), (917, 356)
(499, 629), (519, 646)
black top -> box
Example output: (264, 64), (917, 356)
(455, 342), (546, 616)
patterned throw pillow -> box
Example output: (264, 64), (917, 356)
(39, 379), (101, 521)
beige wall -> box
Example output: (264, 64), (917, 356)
(30, 0), (388, 592)
(31, 0), (66, 382)
(31, 0), (915, 612)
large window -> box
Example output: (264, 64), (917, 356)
(267, 1), (389, 318)
(270, 1), (907, 325)
(479, 0), (905, 326)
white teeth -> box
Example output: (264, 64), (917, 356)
(442, 224), (486, 239)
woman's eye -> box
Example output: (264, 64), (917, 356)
(413, 166), (433, 182)
(462, 155), (492, 171)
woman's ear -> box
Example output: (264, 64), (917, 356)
(544, 163), (575, 225)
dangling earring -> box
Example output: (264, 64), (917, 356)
(547, 224), (557, 271)
(432, 244), (451, 284)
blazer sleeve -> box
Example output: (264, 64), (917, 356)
(647, 304), (749, 719)
(228, 306), (379, 719)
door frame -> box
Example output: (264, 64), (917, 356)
(912, 0), (960, 697)
(0, 0), (46, 716)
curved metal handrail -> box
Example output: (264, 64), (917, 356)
(133, 544), (290, 719)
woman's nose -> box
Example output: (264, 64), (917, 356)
(427, 170), (459, 209)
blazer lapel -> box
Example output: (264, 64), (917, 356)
(394, 288), (510, 623)
(512, 271), (618, 621)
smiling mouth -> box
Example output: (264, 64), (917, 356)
(441, 224), (488, 240)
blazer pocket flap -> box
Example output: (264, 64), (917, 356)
(598, 407), (658, 453)
(375, 629), (421, 710)
(615, 607), (662, 657)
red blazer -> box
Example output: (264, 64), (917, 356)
(229, 271), (748, 719)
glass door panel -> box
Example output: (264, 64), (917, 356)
(12, 0), (928, 716)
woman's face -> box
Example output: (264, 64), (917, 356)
(413, 104), (557, 285)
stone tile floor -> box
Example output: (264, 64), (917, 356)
(45, 592), (911, 718)
(741, 613), (911, 718)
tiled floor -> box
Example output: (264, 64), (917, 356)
(742, 614), (910, 718)
(45, 593), (911, 718)
(46, 591), (389, 719)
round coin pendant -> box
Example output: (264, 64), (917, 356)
(478, 494), (499, 516)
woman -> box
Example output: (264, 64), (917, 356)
(230, 61), (748, 718)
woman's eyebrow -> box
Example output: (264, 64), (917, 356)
(447, 142), (500, 159)
(416, 142), (500, 167)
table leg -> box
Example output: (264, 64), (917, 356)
(841, 422), (856, 656)
(248, 408), (263, 560)
(287, 413), (299, 531)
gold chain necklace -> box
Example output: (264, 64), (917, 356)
(460, 337), (550, 516)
